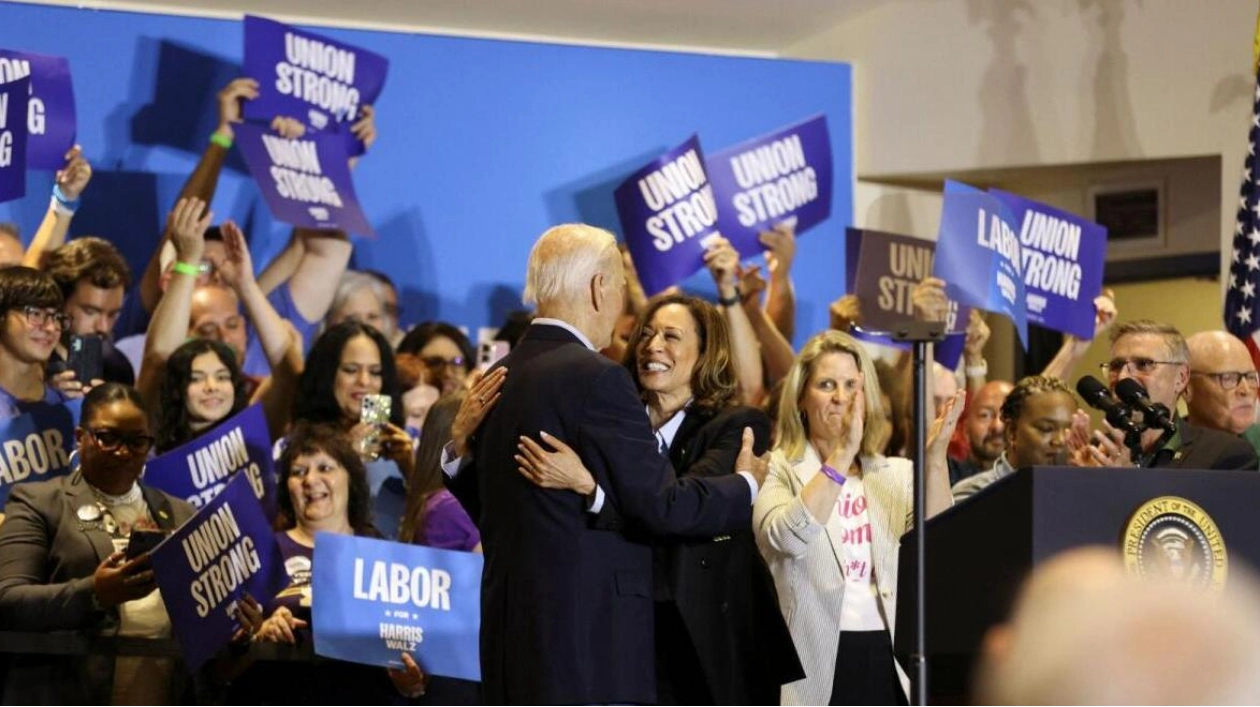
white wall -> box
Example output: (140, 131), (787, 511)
(788, 0), (1256, 270)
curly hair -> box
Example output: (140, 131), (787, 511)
(0, 266), (63, 312)
(1000, 375), (1074, 426)
(276, 422), (378, 537)
(42, 237), (132, 300)
(294, 321), (404, 427)
(622, 294), (738, 413)
(155, 339), (249, 453)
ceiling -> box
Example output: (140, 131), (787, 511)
(24, 0), (877, 55)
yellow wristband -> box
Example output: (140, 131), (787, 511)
(172, 261), (202, 276)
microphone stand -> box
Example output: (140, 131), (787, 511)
(861, 320), (948, 707)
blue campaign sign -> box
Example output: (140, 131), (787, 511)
(614, 135), (721, 295)
(312, 533), (483, 681)
(843, 227), (967, 368)
(990, 189), (1106, 339)
(143, 404), (278, 519)
(0, 75), (29, 204)
(934, 180), (1028, 349)
(707, 114), (833, 258)
(243, 15), (388, 155)
(234, 121), (374, 236)
(0, 50), (75, 170)
(149, 473), (287, 671)
(0, 397), (81, 506)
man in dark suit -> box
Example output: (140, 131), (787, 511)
(1095, 319), (1257, 470)
(450, 224), (768, 704)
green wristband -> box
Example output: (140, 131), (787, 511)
(210, 132), (233, 149)
(172, 261), (202, 276)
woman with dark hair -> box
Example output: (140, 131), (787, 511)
(153, 339), (250, 453)
(398, 392), (480, 552)
(293, 321), (413, 538)
(513, 293), (804, 704)
(0, 383), (195, 703)
(397, 321), (475, 396)
(238, 422), (427, 702)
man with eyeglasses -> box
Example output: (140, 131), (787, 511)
(0, 267), (79, 418)
(1185, 331), (1260, 453)
(1090, 320), (1256, 470)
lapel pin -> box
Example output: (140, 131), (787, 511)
(76, 504), (101, 522)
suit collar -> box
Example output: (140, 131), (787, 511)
(527, 319), (596, 350)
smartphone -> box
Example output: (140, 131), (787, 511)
(478, 341), (510, 372)
(125, 529), (167, 559)
(360, 394), (393, 426)
(67, 334), (104, 384)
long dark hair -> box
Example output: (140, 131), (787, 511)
(275, 422), (378, 537)
(293, 322), (404, 427)
(155, 339), (249, 453)
(397, 392), (463, 545)
(397, 321), (475, 372)
(622, 294), (738, 414)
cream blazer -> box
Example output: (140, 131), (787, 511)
(753, 444), (913, 705)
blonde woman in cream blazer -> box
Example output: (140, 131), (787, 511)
(754, 330), (961, 705)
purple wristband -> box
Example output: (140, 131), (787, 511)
(820, 463), (847, 486)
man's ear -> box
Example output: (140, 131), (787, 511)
(590, 271), (606, 313)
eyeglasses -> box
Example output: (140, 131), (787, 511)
(1191, 370), (1260, 391)
(421, 356), (467, 371)
(87, 428), (156, 455)
(17, 306), (70, 331)
(1100, 358), (1184, 377)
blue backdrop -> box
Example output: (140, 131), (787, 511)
(0, 2), (852, 343)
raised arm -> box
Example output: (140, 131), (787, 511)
(704, 236), (764, 405)
(136, 198), (211, 408)
(21, 146), (92, 268)
(761, 221), (797, 341)
(740, 264), (796, 391)
(1041, 289), (1117, 382)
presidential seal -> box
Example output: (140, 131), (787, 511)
(1122, 496), (1227, 590)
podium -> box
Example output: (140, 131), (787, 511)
(893, 465), (1260, 702)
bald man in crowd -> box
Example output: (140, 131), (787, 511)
(1185, 330), (1260, 454)
(948, 379), (1015, 485)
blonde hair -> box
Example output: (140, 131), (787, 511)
(775, 329), (887, 461)
(523, 224), (620, 309)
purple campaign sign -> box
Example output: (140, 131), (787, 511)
(243, 15), (388, 154)
(990, 189), (1106, 340)
(615, 135), (721, 295)
(0, 397), (81, 506)
(234, 121), (374, 235)
(707, 114), (833, 258)
(149, 473), (287, 671)
(313, 533), (483, 681)
(0, 50), (75, 170)
(843, 227), (967, 369)
(934, 180), (1028, 349)
(0, 76), (29, 204)
(143, 403), (279, 519)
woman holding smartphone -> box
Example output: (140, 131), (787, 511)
(291, 321), (413, 538)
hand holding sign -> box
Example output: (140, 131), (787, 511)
(702, 235), (740, 301)
(760, 221), (797, 277)
(216, 78), (260, 141)
(911, 277), (950, 323)
(56, 144), (91, 201)
(829, 294), (861, 332)
(388, 653), (430, 699)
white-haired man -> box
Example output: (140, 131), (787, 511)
(447, 224), (767, 704)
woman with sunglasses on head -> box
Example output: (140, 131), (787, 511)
(0, 383), (196, 704)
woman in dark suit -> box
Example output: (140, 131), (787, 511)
(0, 383), (195, 704)
(516, 294), (803, 704)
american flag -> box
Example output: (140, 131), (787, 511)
(1225, 69), (1260, 371)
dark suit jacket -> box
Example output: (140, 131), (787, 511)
(452, 323), (753, 705)
(0, 470), (194, 703)
(1150, 418), (1259, 471)
(657, 405), (804, 704)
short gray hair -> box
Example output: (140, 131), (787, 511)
(1110, 319), (1189, 362)
(523, 224), (620, 308)
(328, 270), (388, 323)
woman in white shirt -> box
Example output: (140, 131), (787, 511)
(753, 330), (961, 705)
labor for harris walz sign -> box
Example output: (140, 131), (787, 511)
(243, 15), (387, 154)
(0, 50), (76, 170)
(707, 114), (832, 258)
(234, 121), (374, 236)
(0, 397), (81, 505)
(142, 403), (279, 518)
(615, 135), (721, 295)
(313, 533), (484, 681)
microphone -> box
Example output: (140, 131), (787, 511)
(1114, 378), (1177, 433)
(1075, 376), (1142, 435)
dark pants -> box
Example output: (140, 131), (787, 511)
(829, 630), (906, 706)
(654, 601), (714, 705)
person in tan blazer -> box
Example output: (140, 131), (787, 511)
(754, 330), (961, 705)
